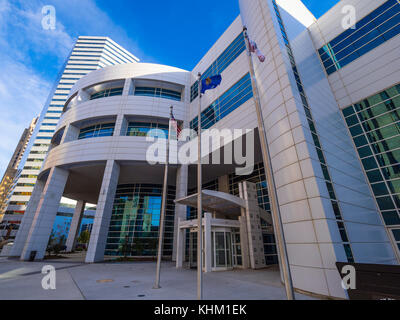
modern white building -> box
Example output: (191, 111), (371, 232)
(2, 37), (139, 236)
(8, 0), (400, 299)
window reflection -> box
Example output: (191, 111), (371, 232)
(105, 184), (176, 257)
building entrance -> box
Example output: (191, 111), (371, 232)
(187, 227), (240, 271)
(176, 183), (273, 273)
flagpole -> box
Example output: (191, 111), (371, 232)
(197, 72), (204, 300)
(153, 106), (173, 289)
(243, 26), (295, 300)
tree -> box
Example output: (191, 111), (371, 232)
(77, 230), (91, 247)
(132, 238), (145, 257)
(58, 235), (66, 245)
(48, 230), (56, 246)
(121, 236), (131, 259)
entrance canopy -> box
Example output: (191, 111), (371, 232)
(175, 190), (246, 216)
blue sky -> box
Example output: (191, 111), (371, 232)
(0, 0), (340, 177)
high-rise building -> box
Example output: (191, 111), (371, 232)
(3, 37), (139, 233)
(8, 0), (400, 300)
(0, 118), (38, 221)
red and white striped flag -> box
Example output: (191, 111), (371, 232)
(170, 112), (181, 139)
(249, 40), (266, 63)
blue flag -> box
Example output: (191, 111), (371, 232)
(201, 75), (222, 94)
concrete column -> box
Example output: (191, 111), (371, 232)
(78, 88), (90, 103)
(115, 115), (128, 137)
(85, 160), (120, 263)
(20, 167), (69, 261)
(238, 183), (251, 270)
(122, 78), (133, 96)
(10, 179), (45, 257)
(65, 200), (86, 252)
(239, 216), (250, 269)
(242, 182), (266, 269)
(204, 212), (212, 273)
(176, 219), (185, 269)
(172, 165), (188, 261)
(218, 175), (230, 193)
(61, 124), (79, 144)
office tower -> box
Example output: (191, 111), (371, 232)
(0, 118), (38, 222)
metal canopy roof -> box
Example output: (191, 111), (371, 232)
(175, 190), (246, 216)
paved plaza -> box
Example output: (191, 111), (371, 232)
(0, 254), (316, 300)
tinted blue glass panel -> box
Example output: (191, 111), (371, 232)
(190, 33), (246, 102)
(319, 0), (400, 75)
(78, 123), (115, 140)
(90, 87), (123, 100)
(190, 73), (253, 132)
(134, 87), (181, 101)
(126, 122), (169, 138)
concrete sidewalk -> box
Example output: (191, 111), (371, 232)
(0, 257), (317, 300)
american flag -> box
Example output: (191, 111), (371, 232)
(170, 111), (181, 139)
(249, 40), (266, 63)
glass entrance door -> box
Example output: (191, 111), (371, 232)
(189, 230), (197, 269)
(212, 230), (233, 271)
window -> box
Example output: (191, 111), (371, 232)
(126, 122), (169, 138)
(20, 175), (38, 179)
(105, 184), (176, 257)
(190, 73), (253, 132)
(41, 123), (58, 126)
(33, 144), (49, 147)
(17, 183), (35, 187)
(134, 87), (182, 102)
(90, 87), (123, 100)
(342, 83), (400, 226)
(318, 0), (400, 75)
(392, 229), (400, 252)
(190, 32), (246, 102)
(13, 192), (32, 196)
(78, 123), (115, 140)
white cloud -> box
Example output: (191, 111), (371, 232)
(0, 0), (149, 178)
(0, 55), (50, 176)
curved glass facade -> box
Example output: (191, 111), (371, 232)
(105, 184), (176, 257)
(134, 87), (182, 101)
(90, 87), (123, 100)
(126, 122), (169, 138)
